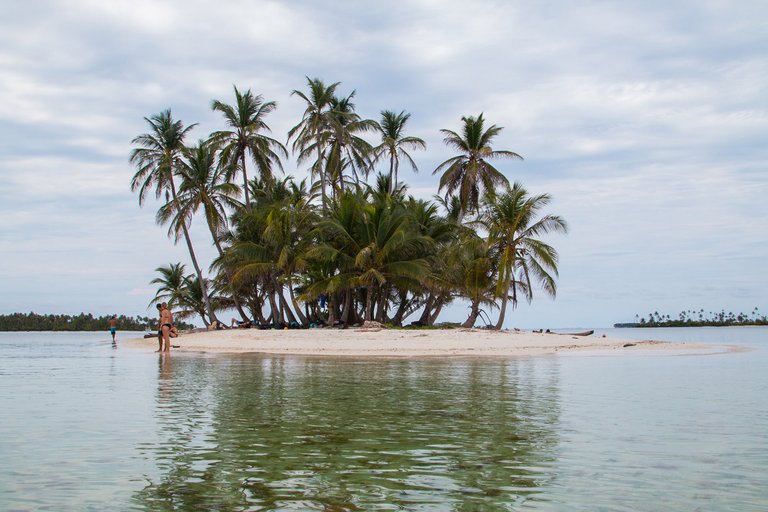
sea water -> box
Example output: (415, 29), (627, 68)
(0, 328), (766, 511)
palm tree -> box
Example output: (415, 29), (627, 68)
(433, 113), (522, 217)
(159, 139), (250, 322)
(309, 191), (432, 323)
(480, 182), (567, 330)
(130, 110), (218, 326)
(149, 263), (189, 311)
(325, 92), (377, 193)
(288, 77), (341, 209)
(220, 177), (318, 326)
(157, 139), (242, 255)
(183, 274), (227, 327)
(374, 110), (426, 193)
(211, 86), (287, 207)
(450, 233), (497, 328)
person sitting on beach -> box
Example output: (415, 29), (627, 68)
(108, 315), (118, 342)
(231, 318), (252, 328)
(159, 302), (173, 352)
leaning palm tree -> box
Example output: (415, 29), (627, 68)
(211, 86), (287, 207)
(130, 110), (218, 326)
(480, 182), (567, 329)
(288, 77), (342, 209)
(159, 139), (242, 255)
(433, 113), (522, 218)
(160, 139), (249, 322)
(374, 110), (426, 193)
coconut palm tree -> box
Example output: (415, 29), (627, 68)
(309, 191), (432, 323)
(433, 113), (522, 217)
(322, 92), (377, 194)
(288, 77), (342, 209)
(450, 233), (497, 328)
(160, 139), (250, 322)
(480, 182), (567, 329)
(374, 110), (426, 193)
(149, 262), (189, 311)
(130, 110), (218, 326)
(182, 274), (228, 327)
(220, 176), (318, 326)
(157, 140), (242, 255)
(157, 139), (242, 255)
(210, 86), (287, 207)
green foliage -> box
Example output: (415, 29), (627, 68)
(133, 79), (568, 330)
(0, 312), (195, 332)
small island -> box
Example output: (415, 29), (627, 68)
(615, 308), (766, 328)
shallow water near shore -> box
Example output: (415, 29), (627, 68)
(0, 327), (766, 511)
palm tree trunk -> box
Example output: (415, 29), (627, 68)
(494, 278), (511, 330)
(391, 158), (397, 194)
(391, 289), (409, 326)
(429, 301), (444, 325)
(288, 283), (308, 325)
(267, 289), (281, 325)
(240, 149), (250, 208)
(340, 289), (352, 327)
(279, 293), (297, 325)
(169, 177), (219, 326)
(317, 146), (327, 210)
(207, 217), (250, 323)
(327, 295), (336, 327)
(462, 300), (480, 328)
(375, 285), (388, 323)
(276, 282), (297, 325)
(418, 293), (433, 324)
(364, 285), (373, 322)
(179, 222), (219, 326)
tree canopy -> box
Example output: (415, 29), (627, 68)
(131, 80), (567, 330)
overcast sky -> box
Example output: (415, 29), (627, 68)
(1, 0), (765, 328)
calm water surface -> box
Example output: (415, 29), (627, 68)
(0, 327), (766, 511)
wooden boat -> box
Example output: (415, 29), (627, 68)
(534, 329), (594, 336)
(143, 327), (179, 338)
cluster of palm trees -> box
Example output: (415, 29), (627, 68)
(130, 78), (567, 330)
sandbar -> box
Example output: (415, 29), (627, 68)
(122, 327), (719, 357)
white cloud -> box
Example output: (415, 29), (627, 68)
(0, 0), (766, 325)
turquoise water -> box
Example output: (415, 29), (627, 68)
(0, 328), (766, 511)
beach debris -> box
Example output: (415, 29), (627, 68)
(358, 320), (384, 332)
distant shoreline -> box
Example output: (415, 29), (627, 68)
(614, 322), (767, 328)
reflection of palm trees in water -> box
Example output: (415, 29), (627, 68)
(135, 357), (561, 509)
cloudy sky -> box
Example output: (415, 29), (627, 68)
(1, 0), (765, 328)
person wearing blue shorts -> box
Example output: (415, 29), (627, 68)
(108, 315), (118, 342)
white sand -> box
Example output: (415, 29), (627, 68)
(122, 327), (718, 357)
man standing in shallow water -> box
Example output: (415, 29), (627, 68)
(109, 315), (118, 342)
(159, 303), (173, 353)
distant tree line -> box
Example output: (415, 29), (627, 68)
(616, 307), (766, 327)
(0, 312), (196, 332)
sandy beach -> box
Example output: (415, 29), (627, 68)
(122, 327), (717, 357)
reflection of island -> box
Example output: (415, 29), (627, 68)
(135, 356), (562, 509)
